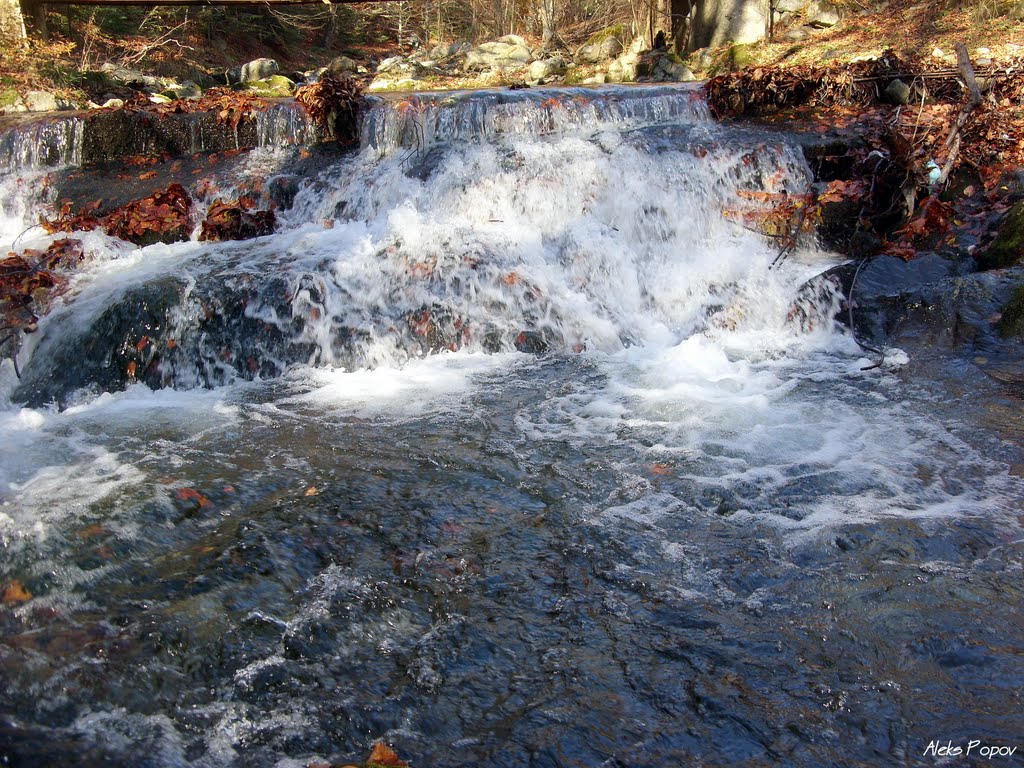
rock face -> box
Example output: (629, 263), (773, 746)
(576, 25), (627, 63)
(464, 35), (532, 71)
(690, 0), (767, 49)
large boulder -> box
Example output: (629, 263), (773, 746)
(327, 55), (358, 75)
(376, 55), (407, 74)
(690, 0), (768, 49)
(528, 56), (567, 81)
(23, 90), (58, 112)
(576, 25), (627, 63)
(464, 38), (532, 71)
(229, 58), (280, 85)
(651, 55), (696, 82)
(98, 63), (166, 93)
(245, 75), (295, 98)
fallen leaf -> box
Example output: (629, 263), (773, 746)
(304, 486), (320, 497)
(368, 742), (407, 768)
(2, 580), (32, 604)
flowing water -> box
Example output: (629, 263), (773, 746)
(1, 85), (1022, 767)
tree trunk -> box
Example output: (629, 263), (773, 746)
(538, 0), (554, 45)
(670, 0), (690, 52)
(0, 0), (27, 45)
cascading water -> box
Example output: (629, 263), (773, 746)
(1, 86), (1022, 768)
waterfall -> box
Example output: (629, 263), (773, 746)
(360, 84), (710, 156)
(5, 85), (835, 407)
(0, 115), (85, 170)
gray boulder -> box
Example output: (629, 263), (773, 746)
(229, 58), (279, 85)
(806, 1), (841, 27)
(690, 0), (768, 48)
(98, 63), (166, 93)
(376, 55), (406, 74)
(883, 78), (912, 105)
(327, 55), (358, 75)
(652, 56), (696, 82)
(576, 26), (627, 63)
(24, 90), (58, 112)
(528, 56), (567, 80)
(464, 39), (532, 71)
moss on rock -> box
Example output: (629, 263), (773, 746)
(980, 200), (1024, 270)
(245, 75), (295, 98)
(998, 284), (1024, 338)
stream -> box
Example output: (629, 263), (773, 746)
(0, 85), (1022, 767)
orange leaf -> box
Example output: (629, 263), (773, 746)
(175, 488), (212, 508)
(368, 742), (407, 767)
(2, 580), (32, 604)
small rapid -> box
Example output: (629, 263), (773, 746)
(1, 85), (1022, 768)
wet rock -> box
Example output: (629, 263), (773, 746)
(405, 305), (470, 353)
(514, 330), (549, 354)
(832, 261), (1024, 352)
(854, 253), (957, 297)
(998, 284), (1024, 338)
(245, 75), (295, 98)
(13, 278), (186, 408)
(200, 199), (276, 242)
(576, 25), (627, 63)
(978, 200), (1024, 270)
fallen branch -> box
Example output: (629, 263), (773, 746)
(934, 43), (984, 189)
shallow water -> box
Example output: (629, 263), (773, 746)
(1, 86), (1022, 767)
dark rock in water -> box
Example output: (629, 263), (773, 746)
(405, 305), (469, 354)
(514, 330), (549, 354)
(403, 145), (449, 181)
(14, 278), (186, 408)
(821, 257), (1024, 357)
(853, 253), (957, 297)
(978, 200), (1024, 270)
(200, 200), (276, 242)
